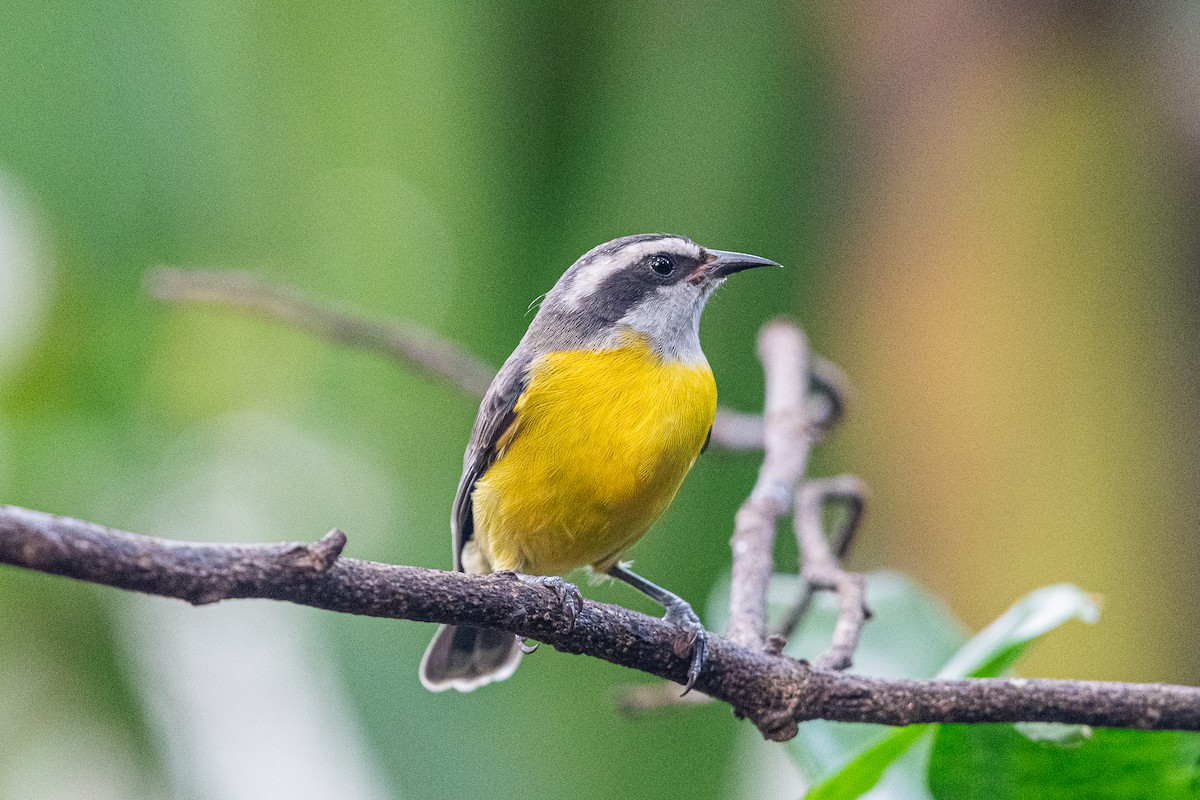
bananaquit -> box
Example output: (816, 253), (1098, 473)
(420, 233), (777, 692)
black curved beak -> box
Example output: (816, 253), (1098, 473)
(704, 248), (781, 278)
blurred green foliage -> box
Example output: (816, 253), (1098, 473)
(0, 2), (835, 798)
(3, 2), (1199, 799)
(776, 576), (1116, 798)
(929, 725), (1200, 800)
(758, 574), (1200, 799)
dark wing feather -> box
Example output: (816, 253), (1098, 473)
(451, 351), (532, 571)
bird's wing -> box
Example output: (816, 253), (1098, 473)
(451, 351), (532, 571)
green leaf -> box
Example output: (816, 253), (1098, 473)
(804, 725), (931, 800)
(793, 580), (1101, 799)
(764, 571), (964, 791)
(928, 725), (1200, 800)
(937, 584), (1100, 679)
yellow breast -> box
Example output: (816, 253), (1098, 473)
(470, 333), (717, 576)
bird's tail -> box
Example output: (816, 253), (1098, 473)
(419, 624), (523, 692)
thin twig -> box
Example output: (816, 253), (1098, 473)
(808, 355), (851, 432)
(4, 504), (1200, 741)
(794, 476), (870, 670)
(147, 267), (497, 396)
(725, 322), (816, 649)
(775, 478), (868, 640)
(710, 408), (765, 451)
(146, 267), (770, 451)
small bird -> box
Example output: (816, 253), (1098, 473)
(420, 233), (777, 692)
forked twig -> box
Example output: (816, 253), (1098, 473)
(93, 264), (1196, 739)
(775, 477), (867, 641)
(725, 323), (815, 649)
(793, 476), (870, 670)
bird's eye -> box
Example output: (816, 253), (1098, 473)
(648, 254), (675, 276)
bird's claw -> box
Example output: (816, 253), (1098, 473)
(664, 604), (708, 695)
(517, 636), (539, 654)
(515, 574), (583, 633)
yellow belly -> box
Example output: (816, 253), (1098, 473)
(470, 335), (716, 576)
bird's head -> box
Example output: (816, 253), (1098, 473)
(540, 233), (778, 361)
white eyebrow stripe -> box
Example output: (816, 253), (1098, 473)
(561, 237), (698, 306)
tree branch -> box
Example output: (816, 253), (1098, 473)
(3, 504), (1199, 741)
(147, 268), (497, 397)
(726, 323), (839, 650)
(725, 323), (812, 648)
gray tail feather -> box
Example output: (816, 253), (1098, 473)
(419, 624), (523, 692)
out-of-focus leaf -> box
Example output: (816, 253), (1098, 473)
(937, 584), (1100, 680)
(700, 570), (960, 784)
(764, 571), (964, 797)
(794, 581), (1099, 799)
(928, 725), (1200, 800)
(803, 725), (929, 800)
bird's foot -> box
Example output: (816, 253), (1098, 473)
(517, 636), (539, 654)
(512, 574), (584, 633)
(663, 601), (708, 695)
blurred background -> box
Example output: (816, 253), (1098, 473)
(2, 2), (1199, 798)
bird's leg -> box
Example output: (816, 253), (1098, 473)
(606, 564), (707, 694)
